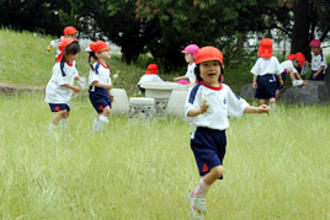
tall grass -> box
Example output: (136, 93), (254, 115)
(0, 93), (329, 219)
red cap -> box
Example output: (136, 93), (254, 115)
(56, 38), (77, 63)
(87, 41), (111, 53)
(258, 38), (273, 58)
(63, 26), (79, 36)
(287, 52), (306, 67)
(145, 64), (159, 74)
(195, 46), (224, 65)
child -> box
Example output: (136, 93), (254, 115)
(308, 39), (328, 81)
(86, 41), (113, 132)
(185, 46), (269, 218)
(137, 64), (163, 93)
(279, 52), (305, 87)
(251, 38), (284, 106)
(46, 26), (79, 62)
(45, 38), (82, 132)
(173, 44), (200, 86)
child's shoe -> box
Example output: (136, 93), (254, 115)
(189, 192), (207, 215)
(292, 80), (298, 87)
(296, 80), (304, 86)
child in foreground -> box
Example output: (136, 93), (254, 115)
(45, 38), (83, 132)
(185, 46), (269, 219)
(86, 41), (113, 132)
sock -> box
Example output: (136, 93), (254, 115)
(48, 123), (57, 131)
(60, 118), (69, 130)
(92, 119), (100, 132)
(194, 178), (210, 196)
(98, 115), (109, 123)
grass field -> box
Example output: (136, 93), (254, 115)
(0, 93), (329, 219)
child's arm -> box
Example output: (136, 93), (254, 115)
(46, 43), (52, 51)
(312, 66), (325, 79)
(244, 104), (269, 114)
(173, 75), (188, 82)
(252, 75), (258, 89)
(91, 81), (112, 90)
(277, 74), (284, 85)
(62, 84), (81, 93)
(187, 103), (208, 117)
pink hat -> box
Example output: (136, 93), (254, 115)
(181, 44), (200, 58)
(309, 39), (321, 47)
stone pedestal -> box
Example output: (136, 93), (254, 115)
(166, 90), (189, 117)
(111, 88), (129, 114)
(128, 97), (155, 119)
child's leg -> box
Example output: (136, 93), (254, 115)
(50, 110), (67, 131)
(194, 165), (223, 195)
(60, 111), (70, 130)
(93, 106), (111, 132)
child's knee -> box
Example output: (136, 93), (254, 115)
(103, 106), (111, 116)
(211, 166), (224, 178)
(59, 110), (69, 118)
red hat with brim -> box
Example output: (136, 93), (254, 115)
(287, 52), (306, 67)
(145, 64), (159, 74)
(56, 38), (77, 63)
(195, 46), (224, 65)
(258, 38), (273, 58)
(64, 26), (79, 36)
(86, 41), (111, 53)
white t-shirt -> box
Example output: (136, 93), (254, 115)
(185, 62), (196, 83)
(50, 36), (64, 60)
(251, 57), (284, 76)
(137, 74), (163, 86)
(280, 60), (298, 73)
(311, 53), (328, 73)
(185, 82), (248, 131)
(45, 61), (79, 104)
(88, 61), (112, 91)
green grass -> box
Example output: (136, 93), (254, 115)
(0, 93), (329, 219)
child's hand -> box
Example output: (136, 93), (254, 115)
(105, 85), (112, 90)
(257, 104), (269, 113)
(252, 81), (258, 89)
(199, 103), (209, 114)
(279, 79), (284, 85)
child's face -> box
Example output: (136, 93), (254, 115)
(184, 53), (194, 63)
(292, 59), (300, 68)
(311, 46), (320, 55)
(64, 53), (78, 64)
(96, 50), (111, 61)
(199, 60), (221, 86)
(66, 33), (77, 40)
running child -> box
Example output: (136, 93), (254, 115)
(185, 46), (269, 219)
(45, 38), (82, 132)
(46, 26), (79, 62)
(173, 44), (200, 86)
(86, 41), (113, 132)
(308, 39), (328, 81)
(137, 64), (163, 94)
(251, 38), (284, 106)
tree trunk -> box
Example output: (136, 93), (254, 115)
(291, 0), (312, 61)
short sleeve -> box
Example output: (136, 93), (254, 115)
(88, 69), (99, 85)
(52, 64), (67, 85)
(226, 87), (248, 118)
(250, 59), (260, 75)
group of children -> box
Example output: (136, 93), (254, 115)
(44, 26), (327, 219)
(45, 26), (113, 133)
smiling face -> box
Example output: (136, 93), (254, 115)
(184, 53), (194, 63)
(96, 49), (111, 61)
(199, 60), (221, 86)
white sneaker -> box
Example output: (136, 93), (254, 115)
(296, 80), (304, 86)
(292, 80), (298, 87)
(189, 192), (207, 218)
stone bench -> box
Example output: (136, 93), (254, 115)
(166, 90), (189, 117)
(110, 88), (129, 114)
(128, 97), (155, 119)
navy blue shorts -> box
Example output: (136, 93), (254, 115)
(190, 127), (226, 179)
(89, 92), (112, 113)
(308, 71), (325, 81)
(48, 103), (70, 112)
(255, 74), (277, 99)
